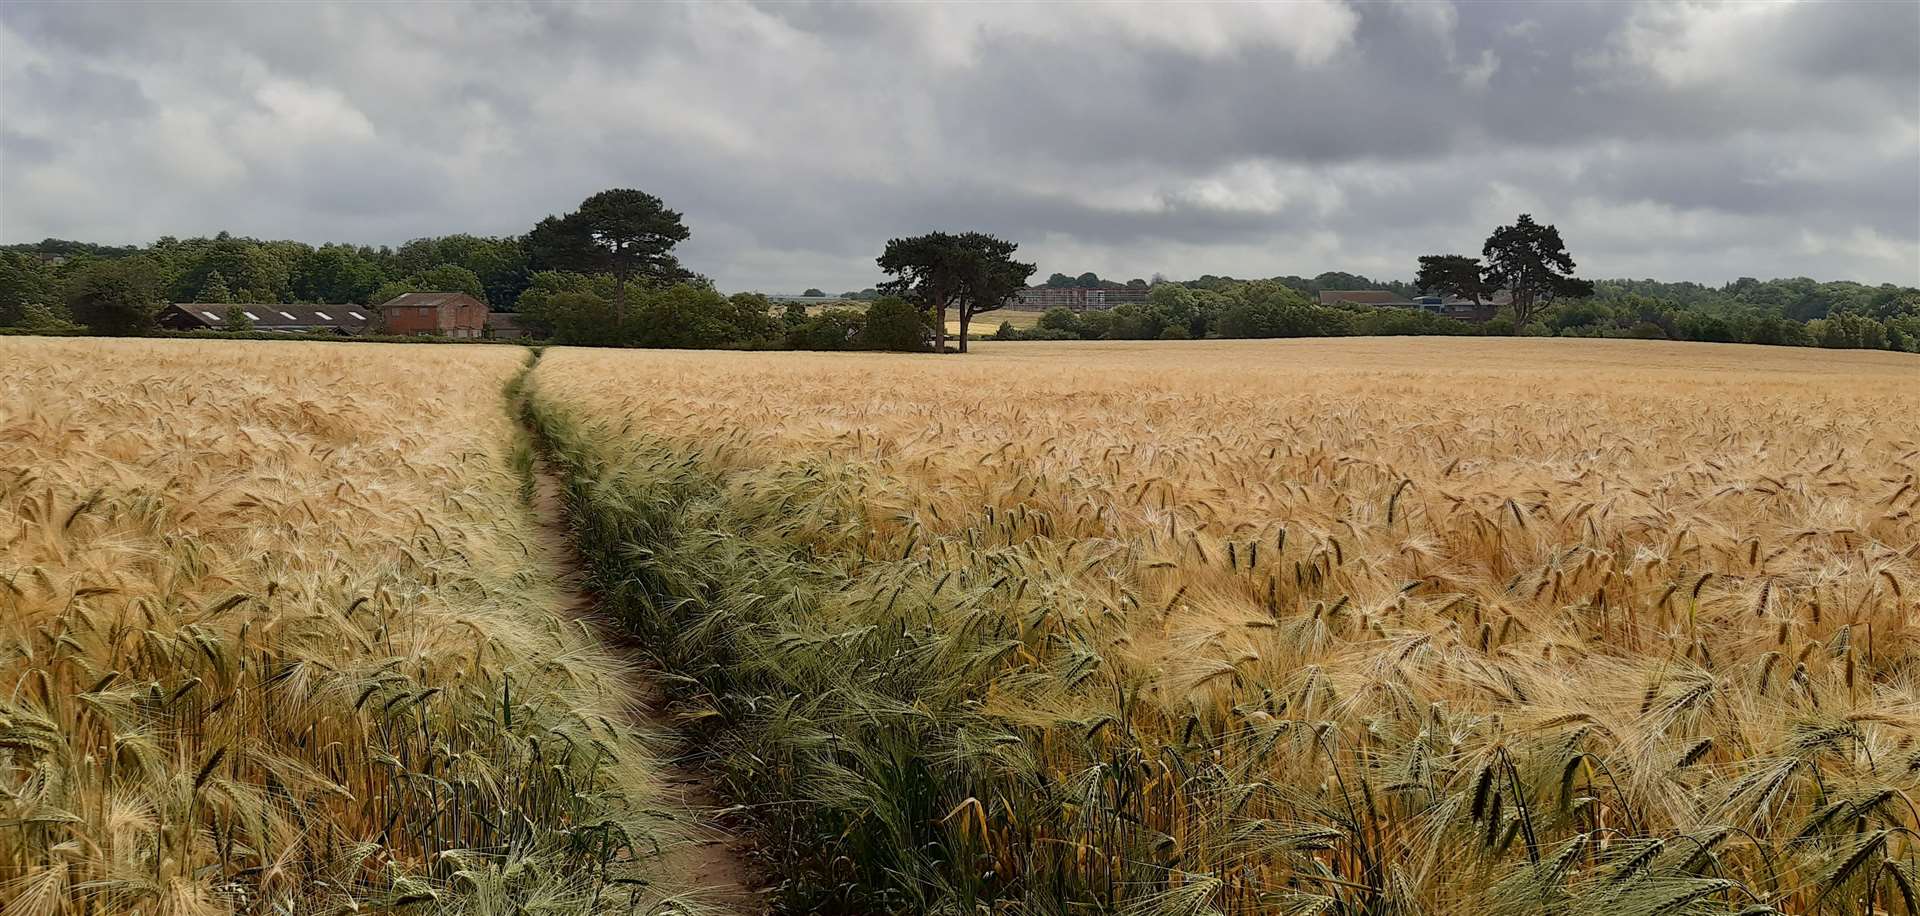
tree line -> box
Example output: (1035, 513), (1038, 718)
(996, 215), (1918, 352)
(4, 200), (1915, 352)
(0, 190), (944, 351)
(995, 276), (1920, 351)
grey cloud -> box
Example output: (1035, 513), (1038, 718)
(1, 129), (56, 166)
(9, 62), (152, 120)
(1, 0), (1914, 292)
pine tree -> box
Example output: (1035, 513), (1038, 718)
(200, 270), (234, 304)
(1481, 214), (1594, 325)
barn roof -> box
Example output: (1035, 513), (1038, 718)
(167, 303), (373, 332)
(382, 292), (486, 310)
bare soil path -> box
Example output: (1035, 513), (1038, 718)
(527, 458), (766, 913)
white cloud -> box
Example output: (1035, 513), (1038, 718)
(901, 1), (1360, 67)
(1613, 2), (1796, 88)
(250, 81), (376, 141)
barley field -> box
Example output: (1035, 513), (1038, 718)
(946, 308), (1043, 336)
(0, 339), (674, 914)
(528, 338), (1920, 914)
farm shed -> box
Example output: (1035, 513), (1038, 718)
(485, 312), (535, 340)
(159, 303), (373, 334)
(377, 292), (489, 338)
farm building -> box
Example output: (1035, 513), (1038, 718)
(159, 303), (373, 334)
(485, 312), (535, 340)
(1013, 287), (1152, 310)
(378, 292), (489, 338)
(1319, 289), (1506, 323)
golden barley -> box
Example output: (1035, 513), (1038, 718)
(0, 338), (673, 914)
(530, 337), (1918, 914)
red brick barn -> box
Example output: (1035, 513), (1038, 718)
(377, 292), (489, 338)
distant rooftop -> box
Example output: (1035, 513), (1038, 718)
(165, 302), (371, 332)
(381, 291), (486, 310)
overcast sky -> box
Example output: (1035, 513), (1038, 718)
(3, 1), (1916, 292)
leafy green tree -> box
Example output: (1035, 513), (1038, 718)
(511, 272), (616, 342)
(1145, 283), (1199, 335)
(877, 231), (1034, 353)
(1746, 316), (1812, 347)
(15, 301), (82, 333)
(1624, 320), (1669, 340)
(0, 252), (61, 326)
(631, 285), (759, 348)
(802, 288), (827, 298)
(782, 301), (810, 328)
(1673, 311), (1736, 343)
(717, 291), (779, 346)
(1079, 309), (1114, 339)
(66, 257), (164, 335)
(1043, 272), (1074, 288)
(222, 305), (253, 331)
(1884, 316), (1919, 352)
(1350, 306), (1473, 336)
(1105, 303), (1165, 339)
(160, 235), (296, 304)
(1548, 299), (1614, 333)
(1216, 283), (1347, 338)
(512, 272), (611, 337)
(1816, 312), (1887, 349)
(393, 235), (530, 309)
(1036, 307), (1084, 337)
(1075, 271), (1101, 289)
(528, 189), (691, 323)
(199, 270), (234, 304)
(1482, 214), (1594, 326)
(1413, 255), (1492, 304)
(539, 290), (622, 346)
(786, 308), (865, 350)
(417, 264), (486, 300)
(1309, 271), (1377, 293)
(291, 245), (384, 304)
(856, 296), (931, 351)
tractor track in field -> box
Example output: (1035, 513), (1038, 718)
(517, 357), (766, 914)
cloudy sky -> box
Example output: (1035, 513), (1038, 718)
(2, 1), (1916, 292)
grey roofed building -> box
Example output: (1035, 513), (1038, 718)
(1318, 288), (1512, 322)
(158, 303), (374, 335)
(485, 311), (534, 339)
(1014, 286), (1151, 310)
